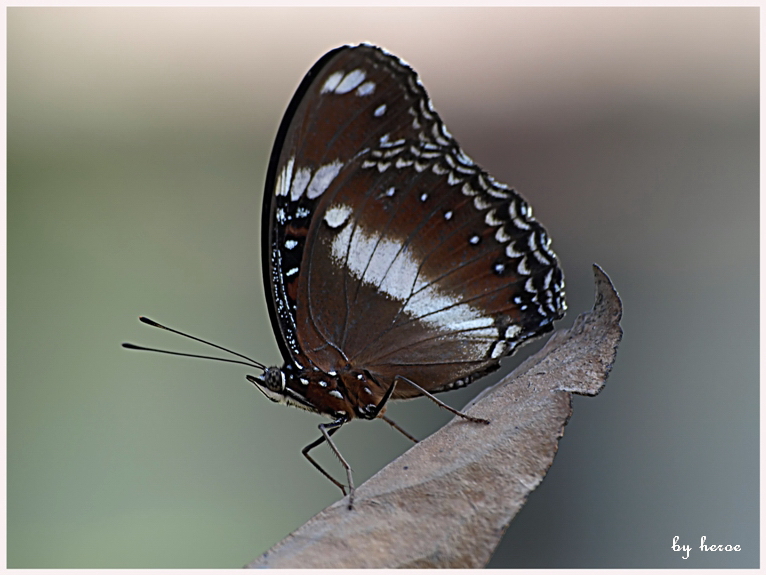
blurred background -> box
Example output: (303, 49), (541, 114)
(7, 7), (758, 568)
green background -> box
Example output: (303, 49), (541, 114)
(8, 7), (758, 568)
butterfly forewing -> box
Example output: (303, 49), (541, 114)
(263, 45), (436, 366)
(263, 43), (565, 401)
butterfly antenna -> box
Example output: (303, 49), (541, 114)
(122, 316), (266, 371)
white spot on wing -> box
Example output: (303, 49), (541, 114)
(276, 156), (295, 197)
(447, 172), (462, 186)
(356, 81), (375, 96)
(543, 269), (553, 289)
(487, 187), (511, 199)
(290, 167), (311, 201)
(506, 242), (523, 258)
(456, 149), (474, 166)
(495, 227), (512, 243)
(505, 325), (522, 339)
(485, 209), (503, 226)
(490, 341), (507, 359)
(324, 204), (352, 229)
(321, 71), (344, 93)
(473, 195), (492, 210)
(307, 161), (343, 199)
(335, 69), (366, 94)
(462, 183), (477, 196)
(532, 249), (551, 265)
(374, 104), (387, 117)
(517, 256), (531, 275)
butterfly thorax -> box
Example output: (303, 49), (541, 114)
(254, 363), (387, 420)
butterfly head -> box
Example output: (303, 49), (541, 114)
(248, 366), (308, 410)
(256, 366), (286, 394)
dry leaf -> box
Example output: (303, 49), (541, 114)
(247, 264), (623, 568)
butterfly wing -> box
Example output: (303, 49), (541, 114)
(263, 44), (565, 397)
(263, 45), (421, 368)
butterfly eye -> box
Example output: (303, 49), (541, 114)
(262, 368), (285, 392)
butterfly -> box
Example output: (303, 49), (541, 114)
(126, 44), (566, 509)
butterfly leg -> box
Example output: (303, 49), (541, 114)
(395, 375), (490, 425)
(301, 416), (357, 509)
(380, 415), (419, 443)
(362, 369), (398, 420)
(361, 373), (420, 443)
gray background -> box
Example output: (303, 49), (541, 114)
(8, 7), (758, 568)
